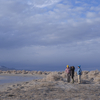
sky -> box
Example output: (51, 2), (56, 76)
(0, 0), (100, 71)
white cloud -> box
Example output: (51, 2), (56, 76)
(86, 12), (96, 18)
(90, 6), (100, 11)
(0, 0), (100, 70)
(31, 0), (61, 8)
(75, 1), (82, 4)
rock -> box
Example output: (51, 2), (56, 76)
(37, 71), (42, 75)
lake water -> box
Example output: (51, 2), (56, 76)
(0, 75), (43, 85)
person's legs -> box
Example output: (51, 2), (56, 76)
(78, 75), (81, 84)
(72, 76), (74, 83)
(67, 74), (70, 82)
(78, 75), (79, 83)
(80, 75), (81, 83)
(67, 74), (69, 82)
(68, 74), (70, 82)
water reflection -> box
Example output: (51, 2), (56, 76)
(0, 75), (42, 84)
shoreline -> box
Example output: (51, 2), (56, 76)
(0, 70), (100, 100)
(0, 73), (46, 92)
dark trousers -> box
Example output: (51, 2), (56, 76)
(67, 74), (70, 82)
(71, 74), (74, 83)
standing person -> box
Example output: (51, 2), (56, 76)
(77, 65), (82, 84)
(65, 65), (71, 82)
(70, 66), (75, 83)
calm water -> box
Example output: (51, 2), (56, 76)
(0, 75), (43, 85)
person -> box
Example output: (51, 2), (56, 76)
(77, 65), (82, 84)
(65, 65), (71, 82)
(70, 66), (75, 83)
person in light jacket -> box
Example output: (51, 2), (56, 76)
(77, 65), (82, 84)
(65, 65), (71, 82)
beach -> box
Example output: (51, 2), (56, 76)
(0, 70), (100, 100)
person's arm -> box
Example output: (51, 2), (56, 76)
(65, 69), (67, 73)
(77, 69), (79, 75)
(81, 69), (82, 75)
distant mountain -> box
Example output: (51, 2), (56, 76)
(0, 66), (16, 71)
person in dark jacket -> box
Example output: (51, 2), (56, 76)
(70, 66), (75, 83)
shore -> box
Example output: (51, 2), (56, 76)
(0, 70), (100, 100)
(0, 73), (45, 92)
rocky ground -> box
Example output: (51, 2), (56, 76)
(0, 70), (100, 100)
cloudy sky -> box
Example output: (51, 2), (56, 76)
(0, 0), (100, 71)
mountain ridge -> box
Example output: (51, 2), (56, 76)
(0, 66), (16, 71)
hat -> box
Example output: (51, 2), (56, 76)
(78, 65), (81, 68)
(67, 65), (69, 68)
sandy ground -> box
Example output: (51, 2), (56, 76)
(0, 72), (100, 100)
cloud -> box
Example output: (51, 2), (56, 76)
(75, 1), (82, 4)
(86, 12), (96, 18)
(33, 0), (61, 8)
(0, 0), (100, 70)
(0, 0), (100, 49)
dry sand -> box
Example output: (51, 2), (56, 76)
(0, 70), (100, 100)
